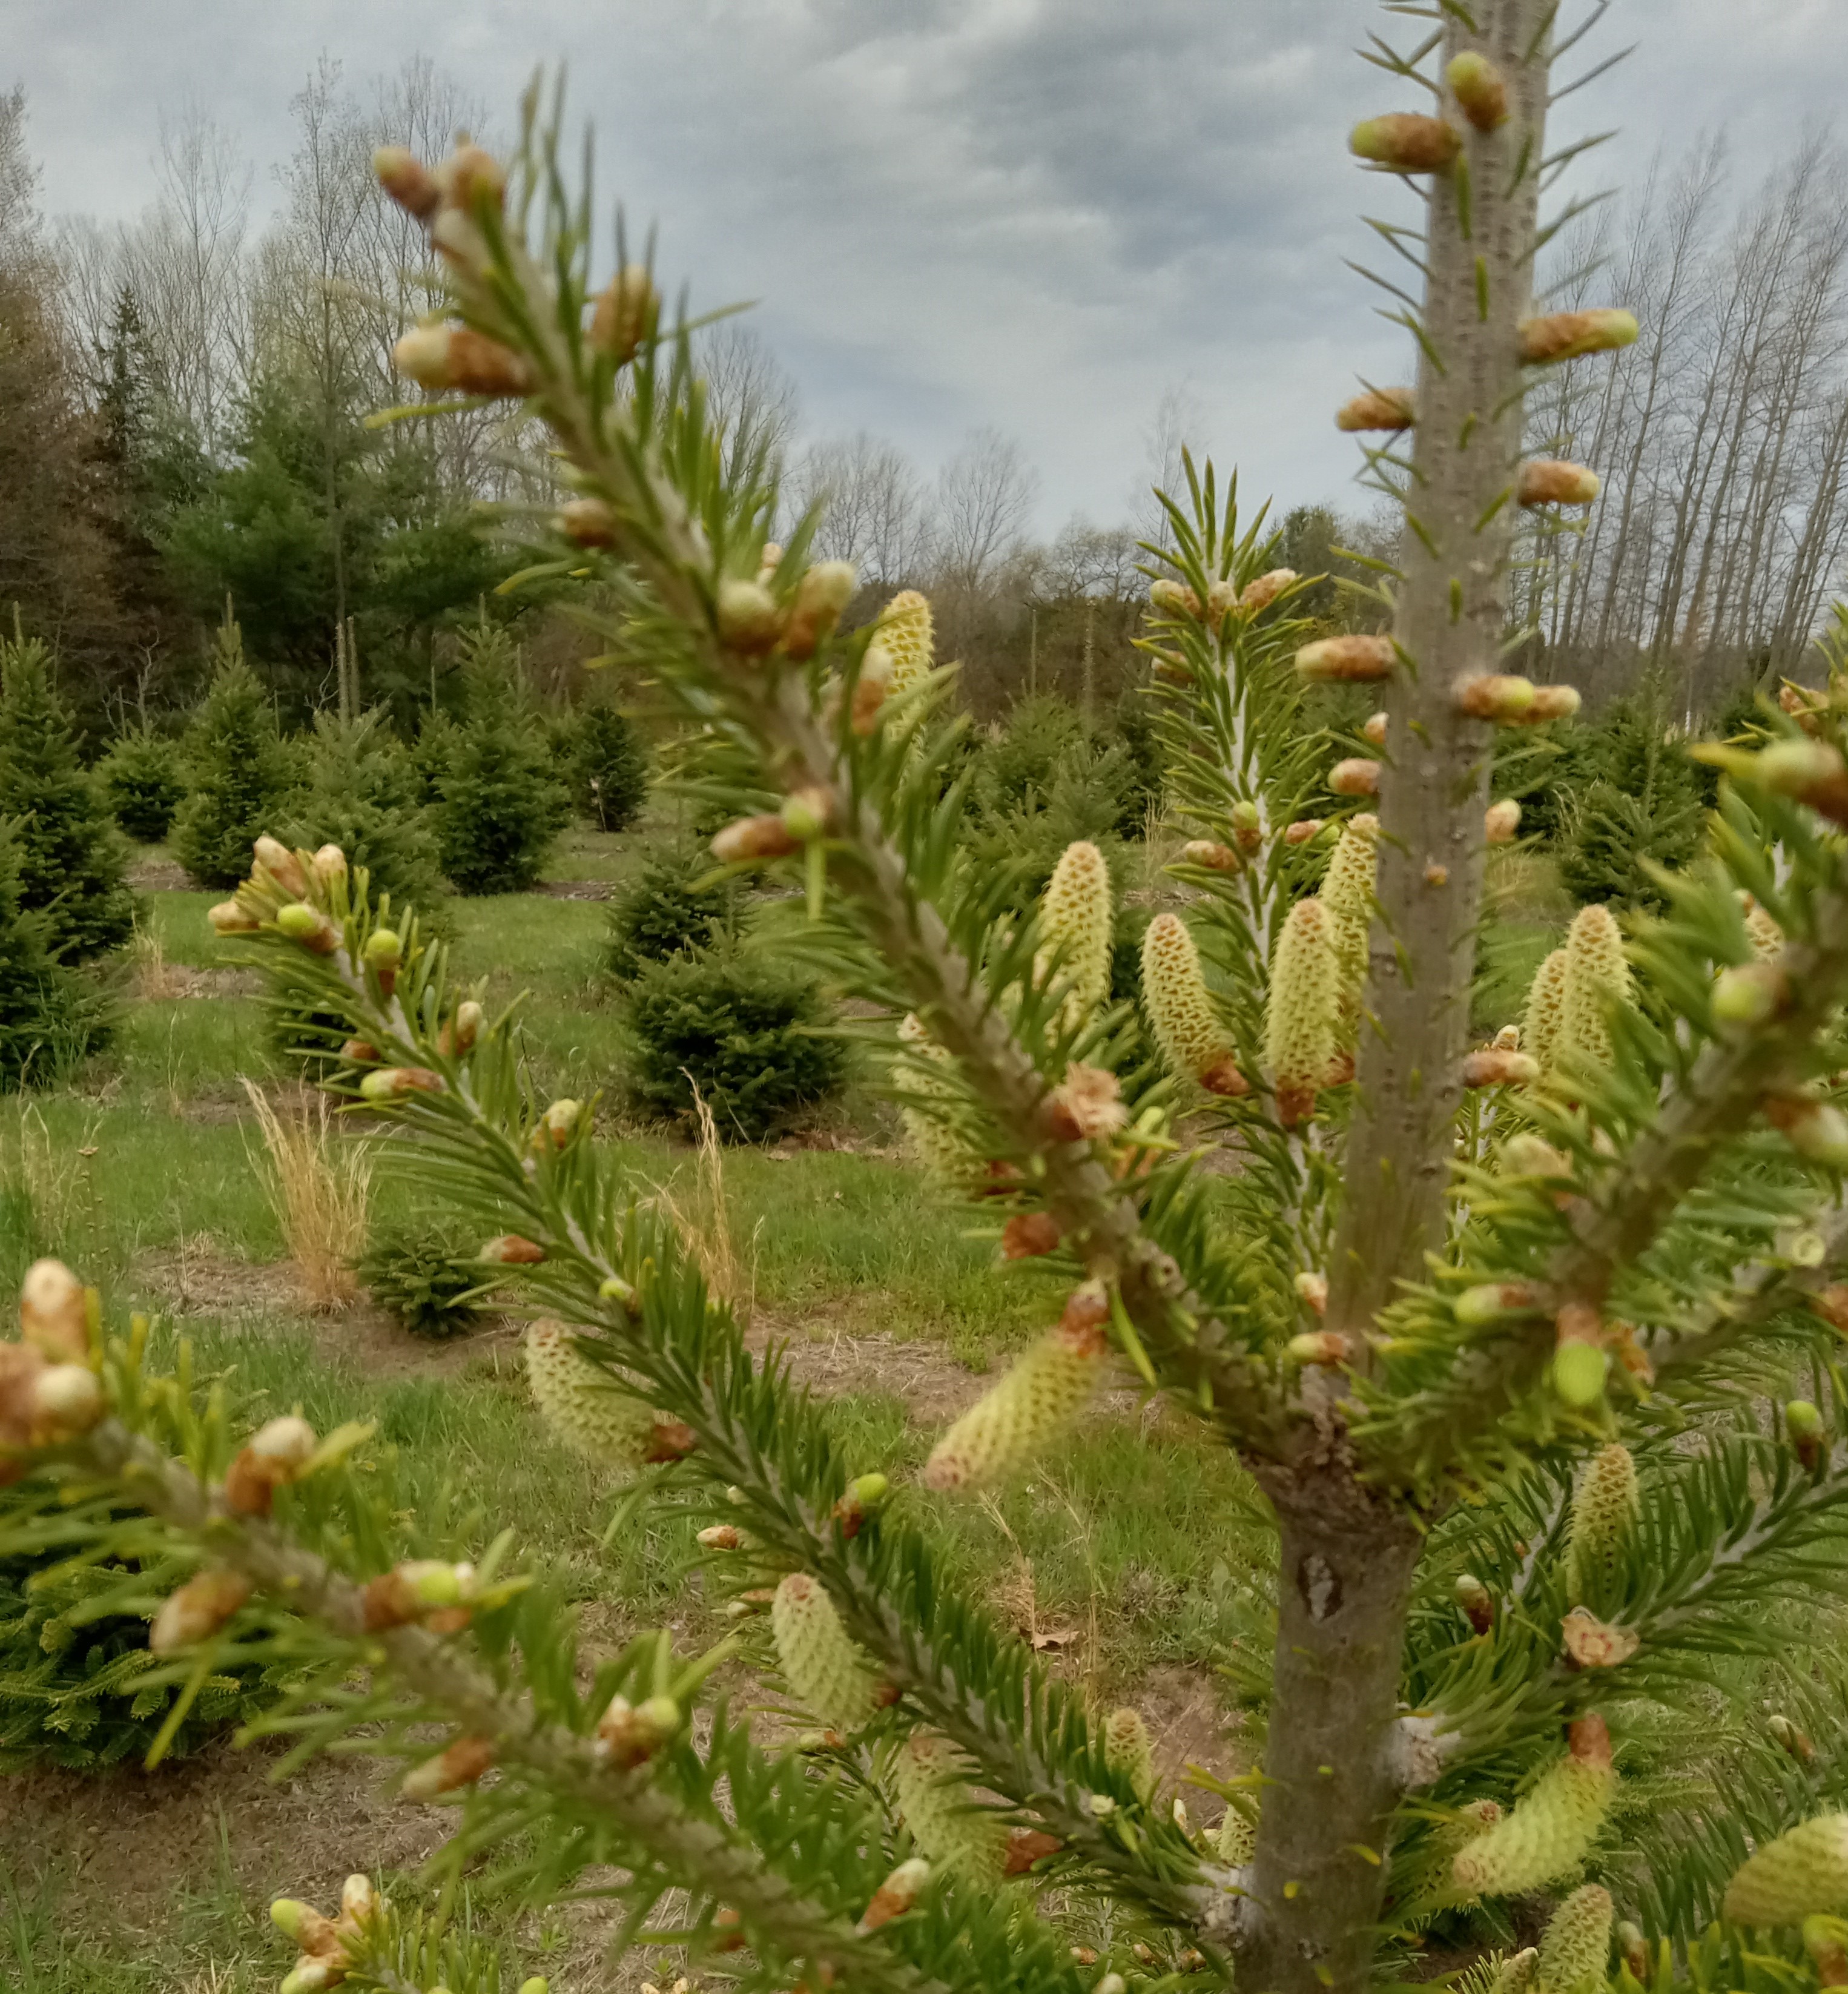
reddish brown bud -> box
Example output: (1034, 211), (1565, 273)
(360, 1066), (445, 1103)
(1519, 309), (1639, 365)
(1336, 387), (1416, 432)
(1002, 1212), (1063, 1260)
(1180, 839), (1241, 873)
(1447, 51), (1508, 130)
(1200, 1055), (1250, 1098)
(1238, 567), (1296, 614)
(393, 325), (535, 399)
(1462, 1048), (1540, 1087)
(480, 1235), (546, 1265)
(208, 898), (261, 934)
(374, 146), (441, 219)
(1295, 1270), (1328, 1316)
(339, 1038), (380, 1066)
(151, 1569), (252, 1654)
(1297, 635), (1396, 682)
(1350, 114), (1462, 173)
(1362, 711), (1388, 746)
(1059, 1279), (1112, 1347)
(711, 814), (800, 864)
(1044, 1063), (1127, 1143)
(1456, 673), (1537, 723)
(1528, 684), (1582, 722)
(1566, 1710), (1612, 1769)
(556, 497), (617, 547)
(20, 1259), (88, 1363)
(435, 143), (505, 212)
(642, 1419), (698, 1464)
(1284, 817), (1325, 845)
(1483, 799), (1522, 843)
(589, 265), (661, 365)
(402, 1734), (495, 1800)
(1518, 460), (1602, 507)
(1329, 758), (1381, 797)
(1005, 1829), (1063, 1875)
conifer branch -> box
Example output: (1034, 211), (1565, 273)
(53, 1419), (965, 1994)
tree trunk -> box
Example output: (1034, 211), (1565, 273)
(1239, 1474), (1422, 1992)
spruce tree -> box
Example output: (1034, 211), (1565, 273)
(33, 47), (1848, 1994)
(97, 724), (188, 843)
(570, 699), (650, 831)
(170, 610), (302, 890)
(285, 709), (447, 924)
(0, 627), (134, 961)
(0, 817), (101, 1091)
(433, 617), (570, 894)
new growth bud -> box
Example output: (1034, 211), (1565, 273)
(359, 1067), (444, 1102)
(402, 1734), (495, 1801)
(1455, 1573), (1494, 1634)
(208, 899), (261, 934)
(20, 1258), (88, 1362)
(1787, 1398), (1827, 1470)
(857, 1857), (931, 1934)
(1712, 961), (1789, 1031)
(1180, 840), (1240, 873)
(374, 146), (441, 219)
(556, 498), (616, 547)
(1518, 460), (1602, 507)
(1330, 759), (1381, 797)
(716, 577), (784, 655)
(1350, 114), (1462, 173)
(782, 561), (857, 659)
(151, 1568), (252, 1654)
(1455, 674), (1538, 724)
(595, 1691), (682, 1769)
(1336, 386), (1416, 432)
(589, 265), (661, 365)
(1519, 309), (1640, 365)
(1484, 799), (1522, 843)
(1238, 567), (1297, 614)
(1002, 1212), (1062, 1259)
(276, 903), (339, 954)
(1446, 51), (1508, 130)
(1296, 635), (1396, 682)
(255, 836), (309, 898)
(392, 325), (535, 398)
(711, 814), (800, 864)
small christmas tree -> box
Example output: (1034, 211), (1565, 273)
(570, 700), (650, 831)
(285, 710), (447, 924)
(170, 609), (303, 890)
(0, 627), (135, 962)
(97, 725), (189, 843)
(432, 617), (571, 894)
(0, 818), (102, 1092)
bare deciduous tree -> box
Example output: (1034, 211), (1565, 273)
(929, 426), (1039, 593)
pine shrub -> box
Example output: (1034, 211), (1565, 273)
(434, 620), (572, 894)
(0, 818), (105, 1092)
(0, 1499), (262, 1770)
(97, 726), (189, 843)
(285, 710), (447, 923)
(602, 845), (743, 982)
(0, 630), (136, 961)
(621, 944), (846, 1141)
(170, 614), (303, 889)
(571, 702), (651, 831)
(358, 1227), (486, 1338)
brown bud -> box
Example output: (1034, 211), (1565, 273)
(716, 576), (784, 656)
(782, 562), (857, 659)
(1424, 863), (1449, 886)
(1296, 635), (1396, 682)
(358, 1066), (445, 1103)
(1002, 1212), (1063, 1260)
(856, 1858), (930, 1934)
(710, 1908), (745, 1954)
(401, 1734), (495, 1800)
(1528, 684), (1582, 722)
(1350, 113), (1462, 173)
(1813, 1284), (1848, 1336)
(1518, 309), (1639, 365)
(480, 1235), (546, 1265)
(1362, 711), (1388, 746)
(1455, 1573), (1494, 1634)
(254, 836), (309, 899)
(1328, 758), (1381, 797)
(1287, 1330), (1350, 1365)
(851, 643), (896, 736)
(1237, 567), (1297, 614)
(1006, 1828), (1063, 1875)
(1059, 1279), (1112, 1347)
(1566, 1710), (1612, 1769)
(642, 1418), (698, 1464)
(556, 497), (617, 547)
(1336, 387), (1416, 432)
(434, 143), (505, 213)
(1284, 817), (1324, 845)
(1180, 839), (1241, 873)
(712, 813), (800, 864)
(1200, 1055), (1251, 1098)
(589, 264), (661, 365)
(1455, 673), (1537, 723)
(21, 1258), (88, 1362)
(1770, 1712), (1817, 1764)
(374, 146), (441, 219)
(1561, 1604), (1639, 1669)
(339, 1039), (379, 1066)
(1149, 578), (1203, 618)
(1518, 460), (1602, 507)
(1446, 51), (1508, 130)
(1483, 799), (1522, 843)
(1462, 1048), (1540, 1087)
(1044, 1063), (1127, 1143)
(151, 1569), (252, 1654)
(394, 325), (535, 399)
(208, 898), (261, 935)
(697, 1523), (743, 1551)
(1295, 1270), (1328, 1316)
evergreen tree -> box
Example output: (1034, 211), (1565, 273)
(0, 817), (101, 1091)
(432, 618), (570, 894)
(1558, 695), (1705, 909)
(0, 626), (134, 960)
(38, 47), (1848, 1994)
(569, 701), (650, 831)
(97, 724), (188, 843)
(285, 709), (447, 923)
(170, 610), (303, 890)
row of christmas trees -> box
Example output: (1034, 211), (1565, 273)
(0, 610), (650, 1091)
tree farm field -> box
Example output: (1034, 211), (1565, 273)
(1, 806), (1289, 1994)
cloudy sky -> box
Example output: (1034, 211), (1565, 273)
(10, 0), (1847, 535)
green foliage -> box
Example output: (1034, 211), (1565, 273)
(603, 844), (743, 983)
(97, 725), (189, 843)
(0, 1495), (259, 1771)
(0, 632), (136, 961)
(569, 701), (651, 831)
(170, 615), (303, 889)
(358, 1227), (487, 1338)
(0, 817), (107, 1092)
(1557, 698), (1705, 910)
(433, 621), (571, 894)
(285, 710), (447, 923)
(621, 943), (847, 1140)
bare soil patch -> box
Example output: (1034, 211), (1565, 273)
(128, 856), (191, 891)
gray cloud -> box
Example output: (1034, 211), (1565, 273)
(10, 1), (1848, 533)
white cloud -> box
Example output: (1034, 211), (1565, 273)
(10, 0), (1848, 532)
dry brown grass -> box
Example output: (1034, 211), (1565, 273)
(651, 1080), (759, 1319)
(129, 917), (182, 1001)
(240, 1080), (371, 1310)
